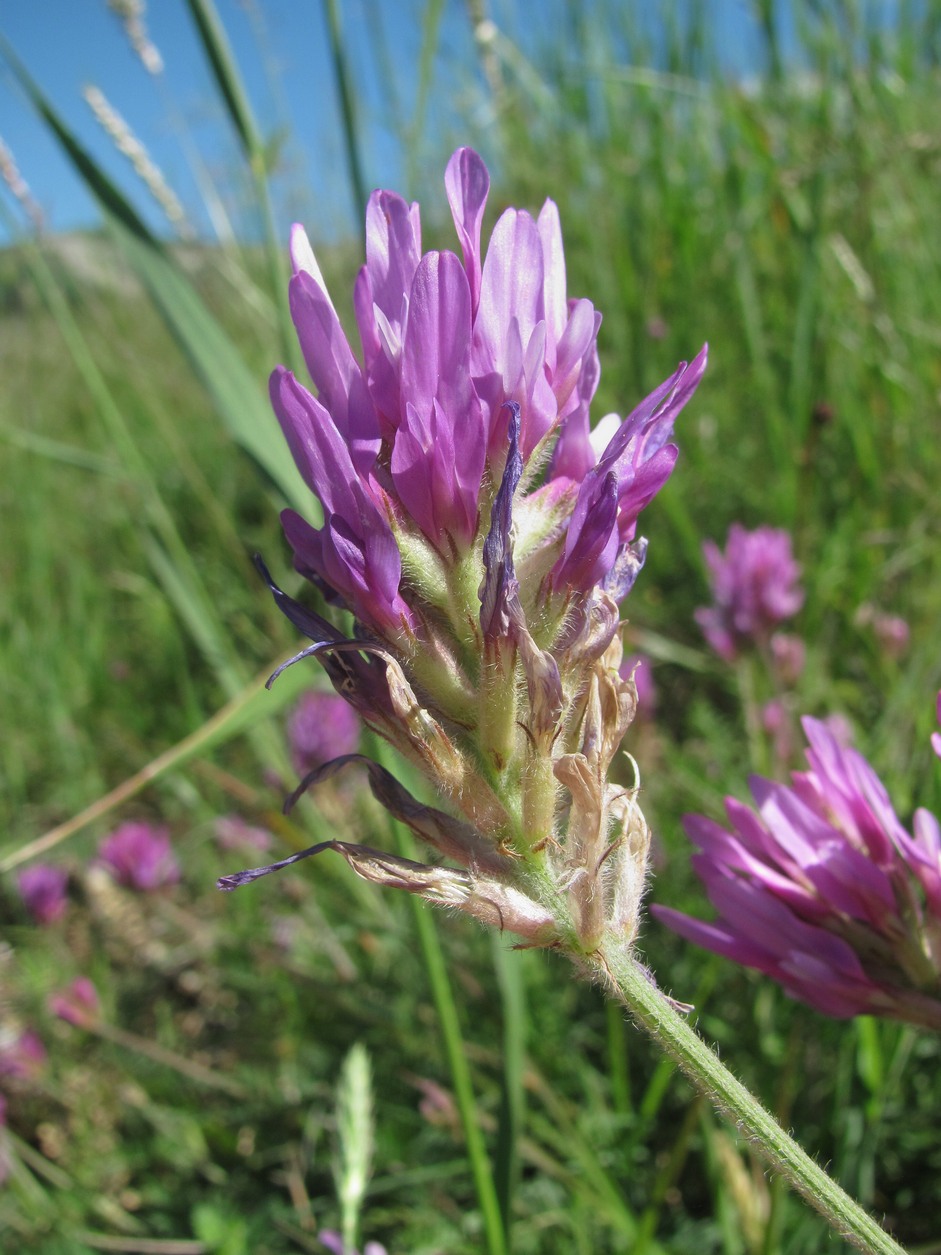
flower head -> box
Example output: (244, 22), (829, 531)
(97, 822), (180, 892)
(695, 524), (803, 661)
(288, 690), (361, 776)
(223, 150), (706, 961)
(654, 716), (941, 1029)
(17, 864), (69, 925)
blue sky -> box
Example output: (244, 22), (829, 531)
(0, 1), (798, 249)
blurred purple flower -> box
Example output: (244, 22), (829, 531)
(0, 1029), (46, 1080)
(654, 717), (941, 1029)
(770, 632), (806, 686)
(288, 691), (361, 777)
(48, 977), (100, 1029)
(695, 524), (803, 661)
(214, 815), (273, 855)
(17, 864), (68, 925)
(873, 613), (910, 659)
(933, 692), (941, 760)
(97, 822), (180, 892)
(761, 699), (794, 765)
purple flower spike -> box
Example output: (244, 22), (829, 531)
(654, 717), (941, 1030)
(17, 864), (68, 925)
(288, 690), (361, 777)
(97, 822), (180, 892)
(238, 151), (709, 960)
(695, 523), (803, 661)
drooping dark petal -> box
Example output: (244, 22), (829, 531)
(284, 753), (508, 874)
(218, 840), (337, 890)
(479, 403), (523, 640)
(254, 554), (344, 648)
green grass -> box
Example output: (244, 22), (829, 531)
(2, 2), (941, 1251)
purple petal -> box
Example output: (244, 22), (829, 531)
(445, 146), (490, 316)
(392, 252), (486, 548)
(269, 367), (360, 519)
(288, 271), (380, 473)
(552, 298), (598, 413)
(550, 469), (619, 594)
(536, 198), (568, 350)
(595, 345), (708, 476)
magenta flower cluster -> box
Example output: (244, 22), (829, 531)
(695, 524), (803, 661)
(655, 715), (941, 1029)
(271, 147), (706, 641)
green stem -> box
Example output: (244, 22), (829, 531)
(589, 944), (908, 1255)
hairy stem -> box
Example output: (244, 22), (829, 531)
(586, 941), (908, 1255)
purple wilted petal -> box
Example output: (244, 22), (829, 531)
(392, 251), (486, 549)
(284, 753), (508, 875)
(445, 146), (489, 316)
(479, 403), (523, 640)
